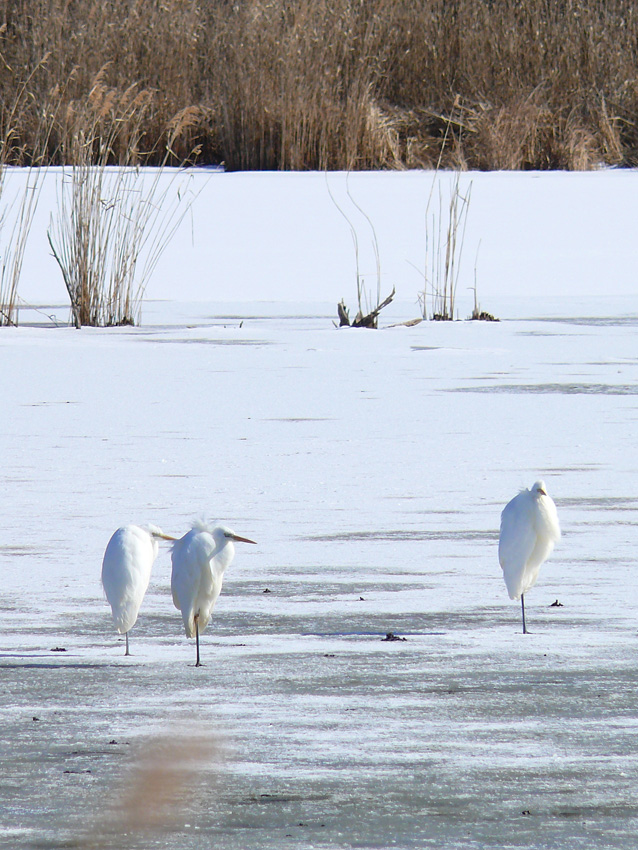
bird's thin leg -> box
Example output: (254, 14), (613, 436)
(195, 615), (201, 667)
(125, 631), (130, 656)
(521, 594), (527, 634)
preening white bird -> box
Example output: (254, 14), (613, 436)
(498, 481), (561, 634)
(171, 521), (257, 666)
(101, 524), (176, 655)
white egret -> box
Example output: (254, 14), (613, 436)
(101, 524), (176, 655)
(171, 521), (256, 666)
(498, 480), (561, 633)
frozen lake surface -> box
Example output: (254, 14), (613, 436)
(2, 294), (638, 848)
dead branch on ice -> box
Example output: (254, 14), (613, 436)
(337, 286), (396, 329)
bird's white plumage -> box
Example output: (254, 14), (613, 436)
(499, 481), (561, 600)
(171, 522), (239, 639)
(101, 524), (162, 634)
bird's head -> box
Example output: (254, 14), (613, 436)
(217, 526), (257, 546)
(146, 524), (178, 541)
(532, 480), (548, 497)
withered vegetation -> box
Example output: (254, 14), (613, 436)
(0, 0), (637, 172)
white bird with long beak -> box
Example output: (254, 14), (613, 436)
(499, 481), (561, 633)
(102, 524), (177, 655)
(171, 521), (257, 666)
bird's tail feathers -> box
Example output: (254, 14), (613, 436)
(183, 611), (210, 638)
(112, 612), (135, 634)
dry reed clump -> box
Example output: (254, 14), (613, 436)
(416, 173), (472, 321)
(3, 0), (638, 170)
(0, 53), (56, 326)
(47, 70), (199, 328)
(0, 169), (46, 326)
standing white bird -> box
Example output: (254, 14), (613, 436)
(101, 524), (176, 655)
(171, 521), (257, 666)
(498, 481), (561, 634)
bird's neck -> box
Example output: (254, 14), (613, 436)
(213, 541), (235, 574)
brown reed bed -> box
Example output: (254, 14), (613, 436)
(1, 0), (638, 171)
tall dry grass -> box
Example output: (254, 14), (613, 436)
(2, 0), (638, 170)
(200, 0), (402, 170)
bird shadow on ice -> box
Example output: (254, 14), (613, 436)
(72, 720), (225, 849)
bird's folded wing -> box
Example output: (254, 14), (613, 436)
(171, 535), (213, 610)
(498, 501), (537, 575)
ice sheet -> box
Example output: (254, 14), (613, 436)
(1, 169), (638, 848)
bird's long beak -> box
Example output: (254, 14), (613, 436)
(229, 534), (257, 544)
(155, 532), (179, 541)
(538, 488), (547, 496)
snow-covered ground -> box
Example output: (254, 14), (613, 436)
(8, 166), (638, 311)
(2, 170), (638, 848)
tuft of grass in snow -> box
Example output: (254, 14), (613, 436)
(414, 164), (472, 322)
(328, 174), (396, 328)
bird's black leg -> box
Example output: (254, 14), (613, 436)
(125, 632), (130, 656)
(195, 615), (202, 667)
(521, 594), (527, 634)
